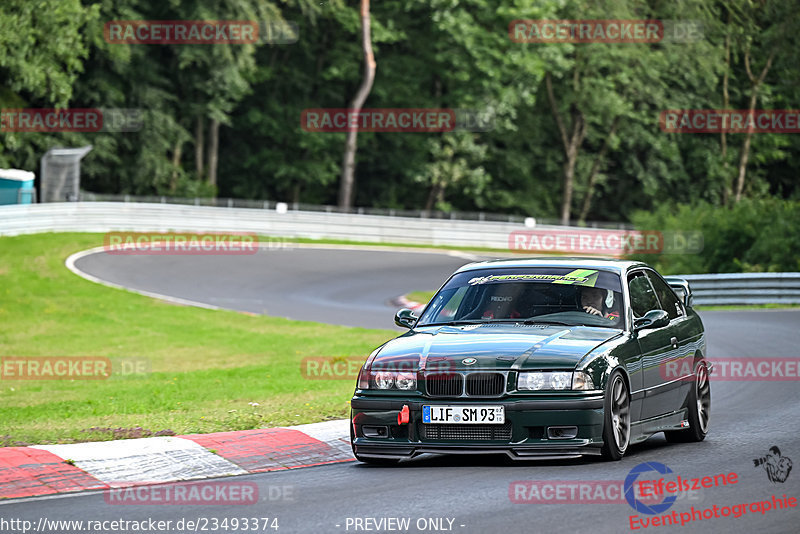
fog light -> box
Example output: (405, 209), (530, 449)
(362, 425), (389, 438)
(547, 426), (578, 439)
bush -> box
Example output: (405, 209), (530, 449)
(629, 199), (800, 274)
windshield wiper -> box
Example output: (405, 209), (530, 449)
(425, 318), (575, 327)
(423, 319), (497, 326)
(521, 319), (573, 326)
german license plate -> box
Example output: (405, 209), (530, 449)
(422, 405), (505, 424)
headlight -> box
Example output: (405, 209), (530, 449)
(363, 370), (418, 390)
(374, 371), (395, 389)
(395, 372), (417, 390)
(518, 371), (594, 391)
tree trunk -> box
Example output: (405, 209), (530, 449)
(546, 71), (587, 225)
(721, 18), (731, 205)
(338, 0), (376, 209)
(424, 181), (445, 213)
(578, 116), (619, 224)
(207, 118), (219, 189)
(195, 116), (204, 180)
(170, 141), (182, 192)
(734, 49), (775, 203)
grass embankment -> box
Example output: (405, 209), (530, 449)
(0, 233), (395, 446)
(405, 291), (436, 304)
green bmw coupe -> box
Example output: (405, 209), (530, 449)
(350, 258), (710, 463)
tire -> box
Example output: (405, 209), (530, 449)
(600, 370), (631, 461)
(350, 415), (400, 466)
(665, 359), (710, 443)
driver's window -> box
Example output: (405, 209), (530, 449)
(628, 273), (660, 318)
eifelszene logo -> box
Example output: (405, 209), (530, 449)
(753, 446), (793, 483)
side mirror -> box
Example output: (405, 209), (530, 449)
(395, 308), (418, 329)
(634, 309), (670, 331)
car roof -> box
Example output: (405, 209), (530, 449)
(454, 257), (649, 275)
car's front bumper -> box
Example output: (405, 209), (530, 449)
(350, 395), (606, 460)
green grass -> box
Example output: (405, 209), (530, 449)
(405, 290), (436, 304)
(0, 233), (395, 446)
(695, 303), (800, 311)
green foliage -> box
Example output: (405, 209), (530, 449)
(0, 0), (98, 107)
(630, 200), (800, 274)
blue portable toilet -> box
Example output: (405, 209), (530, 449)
(0, 169), (36, 205)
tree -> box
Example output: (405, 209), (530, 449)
(338, 0), (376, 209)
(0, 0), (97, 108)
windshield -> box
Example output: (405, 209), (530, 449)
(418, 267), (624, 328)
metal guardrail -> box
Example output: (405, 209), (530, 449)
(0, 201), (537, 249)
(677, 273), (800, 306)
(1, 202), (798, 306)
(75, 192), (634, 229)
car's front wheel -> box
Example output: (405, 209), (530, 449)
(665, 359), (710, 443)
(600, 370), (631, 461)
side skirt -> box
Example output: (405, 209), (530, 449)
(630, 410), (689, 443)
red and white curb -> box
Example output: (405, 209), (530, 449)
(0, 420), (351, 501)
(393, 295), (427, 315)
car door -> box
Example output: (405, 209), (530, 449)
(628, 270), (676, 420)
(645, 270), (697, 412)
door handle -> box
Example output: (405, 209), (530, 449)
(670, 337), (678, 349)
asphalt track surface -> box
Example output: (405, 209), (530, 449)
(4, 246), (800, 534)
(70, 246), (482, 329)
